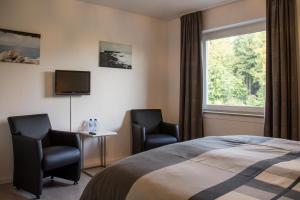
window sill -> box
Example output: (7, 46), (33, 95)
(203, 110), (264, 118)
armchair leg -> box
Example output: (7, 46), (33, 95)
(36, 195), (40, 199)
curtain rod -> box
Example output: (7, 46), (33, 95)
(202, 18), (266, 34)
(178, 0), (239, 18)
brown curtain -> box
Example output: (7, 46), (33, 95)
(265, 0), (299, 140)
(179, 12), (203, 141)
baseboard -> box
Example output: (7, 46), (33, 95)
(0, 176), (12, 184)
(84, 155), (129, 168)
(108, 155), (129, 163)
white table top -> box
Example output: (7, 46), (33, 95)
(79, 130), (117, 137)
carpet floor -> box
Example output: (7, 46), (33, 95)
(0, 173), (91, 200)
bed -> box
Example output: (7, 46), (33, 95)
(80, 135), (300, 200)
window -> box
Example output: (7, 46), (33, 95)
(203, 21), (266, 114)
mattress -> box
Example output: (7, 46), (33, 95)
(80, 135), (300, 200)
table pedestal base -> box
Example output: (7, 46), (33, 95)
(81, 135), (107, 177)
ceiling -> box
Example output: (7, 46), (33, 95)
(80, 0), (238, 20)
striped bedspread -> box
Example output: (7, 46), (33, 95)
(80, 136), (300, 200)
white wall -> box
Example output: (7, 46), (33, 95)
(165, 0), (266, 136)
(166, 19), (181, 123)
(0, 0), (168, 183)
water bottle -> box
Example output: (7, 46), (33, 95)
(94, 118), (98, 132)
(88, 118), (94, 132)
(83, 120), (89, 132)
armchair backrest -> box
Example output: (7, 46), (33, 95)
(131, 109), (163, 134)
(8, 114), (52, 141)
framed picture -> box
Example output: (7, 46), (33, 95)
(99, 41), (132, 69)
(0, 28), (40, 65)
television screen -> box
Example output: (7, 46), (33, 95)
(55, 70), (90, 95)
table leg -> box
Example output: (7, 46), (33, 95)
(97, 137), (103, 167)
(103, 136), (106, 167)
(97, 136), (107, 168)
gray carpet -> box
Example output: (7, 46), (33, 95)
(0, 173), (91, 200)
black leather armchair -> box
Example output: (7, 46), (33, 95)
(8, 114), (81, 199)
(131, 109), (179, 154)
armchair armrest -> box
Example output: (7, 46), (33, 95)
(160, 122), (180, 141)
(12, 134), (43, 195)
(13, 134), (43, 162)
(132, 123), (146, 154)
(49, 130), (80, 149)
(12, 134), (43, 182)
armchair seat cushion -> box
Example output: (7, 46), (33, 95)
(145, 134), (177, 150)
(43, 146), (80, 171)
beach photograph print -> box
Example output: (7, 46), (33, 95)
(99, 41), (132, 69)
(0, 28), (40, 65)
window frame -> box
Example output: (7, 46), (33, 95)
(202, 19), (266, 115)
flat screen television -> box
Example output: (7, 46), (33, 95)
(55, 70), (91, 95)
